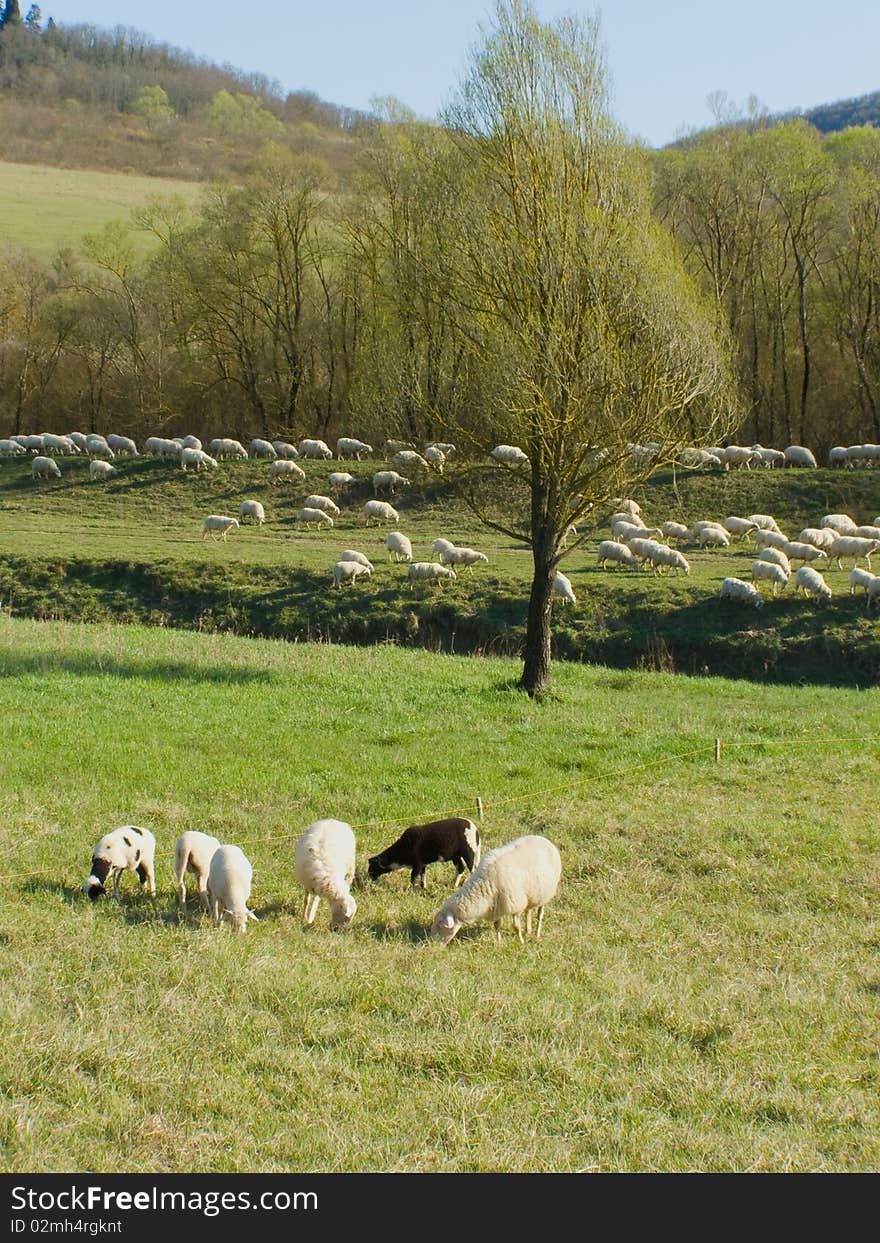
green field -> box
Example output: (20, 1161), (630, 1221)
(0, 161), (201, 259)
(0, 617), (877, 1171)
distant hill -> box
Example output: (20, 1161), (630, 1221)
(801, 90), (880, 134)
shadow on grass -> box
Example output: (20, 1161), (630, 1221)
(367, 919), (431, 943)
(20, 877), (82, 901)
(0, 651), (275, 685)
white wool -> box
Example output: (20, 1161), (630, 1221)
(443, 546), (488, 568)
(820, 514), (857, 535)
(332, 560), (372, 587)
(432, 538), (456, 562)
(408, 562), (457, 587)
(303, 494), (340, 516)
(364, 500), (399, 525)
(718, 577), (763, 608)
(828, 535), (880, 569)
(83, 825), (156, 901)
(391, 450), (429, 471)
(849, 567), (875, 596)
(754, 529), (790, 552)
(249, 438), (277, 459)
(106, 434), (138, 456)
(553, 570), (576, 605)
(386, 531), (413, 561)
(329, 472), (356, 491)
(174, 831), (221, 909)
(490, 444), (529, 466)
(272, 441), (300, 459)
(747, 514), (782, 533)
(32, 455), (61, 480)
(660, 521), (691, 544)
(782, 541), (828, 566)
(269, 459), (306, 481)
(751, 559), (788, 594)
(89, 460), (117, 481)
(298, 438), (333, 460)
(597, 540), (639, 569)
(297, 507), (334, 528)
(784, 445), (817, 468)
(339, 550), (373, 569)
(207, 845), (257, 932)
(239, 500), (265, 524)
(372, 470), (408, 495)
(794, 566), (832, 602)
(756, 548), (791, 575)
(202, 515), (239, 540)
(723, 516), (758, 540)
(336, 437), (373, 460)
(294, 819), (357, 930)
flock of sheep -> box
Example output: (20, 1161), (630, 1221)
(82, 816), (562, 947)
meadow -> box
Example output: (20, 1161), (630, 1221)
(0, 617), (877, 1172)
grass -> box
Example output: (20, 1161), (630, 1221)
(0, 617), (878, 1172)
(0, 161), (201, 259)
(0, 454), (878, 684)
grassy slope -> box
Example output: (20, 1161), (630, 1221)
(0, 618), (877, 1172)
(0, 455), (878, 683)
(0, 161), (200, 258)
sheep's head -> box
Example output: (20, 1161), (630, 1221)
(368, 853), (394, 881)
(331, 896), (357, 931)
(431, 910), (462, 946)
(83, 855), (110, 900)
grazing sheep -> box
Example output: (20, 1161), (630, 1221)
(490, 444), (529, 467)
(747, 514), (783, 534)
(612, 498), (642, 517)
(210, 438), (249, 461)
(752, 447), (787, 468)
(756, 548), (791, 576)
(174, 830), (221, 910)
(782, 541), (829, 567)
(202, 515), (240, 541)
(43, 433), (78, 456)
(85, 434), (115, 461)
(611, 518), (647, 543)
(751, 559), (788, 594)
(627, 537), (666, 566)
(648, 544), (690, 576)
(828, 535), (880, 570)
(207, 844), (258, 932)
(332, 559), (372, 588)
(784, 444), (818, 468)
(31, 456), (61, 481)
(721, 445), (756, 470)
(336, 437), (372, 460)
(67, 432), (88, 453)
(364, 500), (399, 525)
(754, 529), (790, 552)
(794, 565), (832, 602)
(408, 562), (457, 589)
(180, 447), (217, 472)
(328, 472), (356, 492)
(849, 567), (876, 596)
(372, 470), (409, 496)
(83, 826), (156, 901)
(106, 434), (138, 456)
(444, 546), (489, 571)
(386, 531), (413, 562)
(660, 521), (692, 545)
(820, 514), (858, 535)
(828, 446), (849, 467)
(391, 449), (429, 472)
(697, 524), (731, 549)
(89, 460), (118, 482)
(369, 818), (481, 891)
(339, 550), (373, 570)
(303, 494), (340, 516)
(269, 459), (306, 483)
(298, 438), (333, 460)
(718, 577), (764, 608)
(426, 442), (456, 456)
(239, 500), (265, 525)
(249, 438), (277, 460)
(384, 439), (414, 456)
(797, 528), (837, 553)
(597, 539), (639, 570)
(424, 445), (446, 472)
(723, 516), (758, 542)
(272, 440), (300, 459)
(294, 819), (357, 930)
(431, 835), (562, 945)
(854, 525), (880, 541)
(432, 538), (456, 563)
(0, 438), (26, 457)
(553, 570), (577, 605)
(297, 507), (334, 529)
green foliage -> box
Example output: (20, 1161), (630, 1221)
(131, 84), (174, 124)
(204, 90), (285, 141)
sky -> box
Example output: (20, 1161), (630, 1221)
(39, 0), (880, 147)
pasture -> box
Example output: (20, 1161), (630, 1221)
(0, 618), (878, 1171)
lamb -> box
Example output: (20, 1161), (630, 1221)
(697, 524), (731, 549)
(269, 459), (306, 482)
(339, 550), (374, 570)
(83, 826), (156, 901)
(272, 440), (300, 459)
(782, 541), (829, 567)
(372, 470), (408, 496)
(174, 830), (221, 910)
(723, 516), (758, 542)
(553, 570), (577, 605)
(336, 437), (373, 460)
(820, 514), (858, 535)
(849, 567), (876, 596)
(293, 819), (357, 930)
(648, 544), (690, 575)
(106, 434), (138, 456)
(718, 577), (764, 608)
(798, 528), (837, 552)
(328, 472), (356, 492)
(298, 438), (333, 460)
(249, 438), (277, 459)
(391, 449), (429, 472)
(408, 562), (457, 589)
(89, 460), (118, 481)
(202, 515), (240, 541)
(386, 531), (413, 562)
(751, 559), (788, 595)
(443, 546), (489, 570)
(784, 444), (818, 468)
(757, 547), (791, 575)
(747, 514), (783, 533)
(364, 500), (399, 525)
(32, 456), (61, 481)
(239, 500), (265, 525)
(297, 507), (334, 529)
(303, 494), (340, 516)
(828, 535), (880, 569)
(332, 559), (373, 587)
(660, 521), (692, 545)
(490, 444), (529, 467)
(597, 539), (639, 570)
(431, 834), (562, 945)
(794, 565), (832, 602)
(369, 818), (481, 891)
(754, 529), (790, 552)
(206, 844), (258, 932)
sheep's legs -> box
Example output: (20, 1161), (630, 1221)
(304, 893), (321, 925)
(534, 907), (545, 940)
(524, 909), (532, 937)
(513, 914), (524, 944)
(494, 919), (503, 942)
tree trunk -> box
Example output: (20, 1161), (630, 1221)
(519, 533), (556, 698)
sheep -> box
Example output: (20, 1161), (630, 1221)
(597, 539), (639, 570)
(332, 559), (372, 587)
(828, 536), (880, 570)
(408, 562), (457, 589)
(206, 844), (258, 932)
(611, 519), (648, 544)
(798, 528), (837, 553)
(723, 516), (758, 542)
(849, 567), (876, 596)
(854, 525), (880, 541)
(157, 438), (183, 460)
(820, 514), (858, 535)
(721, 445), (756, 470)
(426, 442), (456, 456)
(784, 444), (817, 468)
(697, 524), (731, 549)
(747, 514), (783, 534)
(660, 521), (692, 545)
(67, 432), (88, 453)
(372, 470), (408, 496)
(490, 444), (529, 467)
(828, 445), (850, 468)
(83, 826), (156, 901)
(752, 447), (786, 468)
(31, 456), (61, 481)
(269, 459), (306, 483)
(336, 437), (372, 460)
(424, 445), (446, 472)
(89, 460), (118, 482)
(627, 536), (666, 566)
(202, 515), (240, 541)
(718, 577), (764, 608)
(553, 570), (577, 605)
(754, 529), (790, 552)
(0, 438), (26, 457)
(782, 541), (829, 567)
(369, 818), (481, 891)
(210, 438), (248, 461)
(18, 434), (45, 452)
(384, 439), (414, 456)
(85, 434), (115, 461)
(239, 500), (265, 525)
(303, 494), (340, 516)
(297, 507), (334, 529)
(328, 472), (356, 492)
(43, 433), (78, 456)
(612, 498), (642, 517)
(180, 447), (217, 472)
(647, 544), (690, 576)
(249, 438), (277, 460)
(386, 531), (413, 562)
(272, 440), (300, 459)
(756, 547), (791, 575)
(392, 449), (429, 472)
(432, 538), (456, 563)
(751, 559), (788, 595)
(794, 565), (832, 602)
(106, 434), (138, 456)
(678, 447), (722, 469)
(298, 438), (333, 460)
(431, 834), (562, 945)
(293, 819), (357, 930)
(339, 550), (374, 570)
(364, 500), (399, 525)
(174, 830), (221, 910)
(444, 546), (489, 571)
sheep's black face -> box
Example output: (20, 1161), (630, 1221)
(83, 878), (105, 901)
(368, 854), (391, 881)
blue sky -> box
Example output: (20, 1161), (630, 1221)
(39, 0), (879, 146)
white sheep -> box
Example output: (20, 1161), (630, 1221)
(794, 565), (832, 602)
(648, 544), (690, 575)
(849, 567), (876, 596)
(611, 518), (647, 543)
(721, 445), (756, 470)
(747, 514), (783, 534)
(386, 531), (413, 562)
(490, 444), (529, 467)
(391, 449), (429, 472)
(328, 472), (356, 492)
(697, 524), (731, 549)
(612, 498), (642, 517)
(269, 459), (306, 483)
(31, 456), (61, 481)
(364, 500), (399, 525)
(784, 444), (818, 468)
(210, 438), (249, 461)
(180, 447), (217, 472)
(596, 540), (639, 570)
(553, 570), (577, 605)
(828, 446), (850, 467)
(854, 525), (880, 540)
(272, 440), (300, 459)
(297, 507), (334, 529)
(820, 513), (858, 535)
(432, 538), (456, 562)
(752, 447), (786, 468)
(67, 432), (88, 452)
(239, 500), (265, 525)
(43, 433), (78, 456)
(443, 546), (489, 571)
(85, 434), (115, 461)
(408, 562), (457, 589)
(336, 437), (372, 460)
(798, 528), (837, 552)
(294, 819), (357, 930)
(782, 541), (829, 567)
(754, 529), (790, 552)
(384, 439), (413, 456)
(249, 438), (277, 459)
(298, 438), (333, 460)
(372, 470), (409, 496)
(426, 442), (456, 456)
(751, 559), (788, 594)
(718, 577), (764, 608)
(756, 547), (791, 575)
(424, 445), (446, 472)
(106, 434), (138, 456)
(431, 835), (562, 945)
(89, 460), (118, 482)
(83, 826), (156, 901)
(339, 550), (374, 570)
(332, 559), (373, 588)
(202, 515), (240, 541)
(303, 494), (340, 516)
(174, 830), (221, 910)
(627, 536), (666, 566)
(207, 844), (258, 932)
(828, 536), (880, 569)
(723, 516), (758, 542)
(660, 521), (692, 544)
